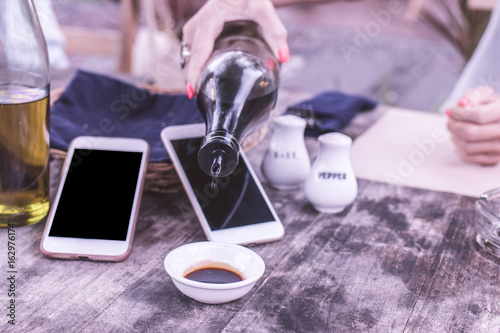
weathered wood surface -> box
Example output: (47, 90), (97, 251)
(1, 114), (499, 332)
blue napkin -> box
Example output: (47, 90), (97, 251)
(285, 91), (377, 137)
(50, 70), (203, 163)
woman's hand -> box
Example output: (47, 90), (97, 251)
(181, 0), (289, 98)
(446, 86), (500, 165)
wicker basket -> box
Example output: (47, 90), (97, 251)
(49, 86), (267, 193)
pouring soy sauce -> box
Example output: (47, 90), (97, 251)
(196, 20), (280, 188)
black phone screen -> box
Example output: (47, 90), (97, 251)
(48, 149), (144, 241)
(171, 137), (275, 230)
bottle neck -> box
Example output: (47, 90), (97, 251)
(0, 0), (50, 87)
(198, 132), (240, 178)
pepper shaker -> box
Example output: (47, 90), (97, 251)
(304, 132), (357, 213)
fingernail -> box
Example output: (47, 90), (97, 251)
(458, 96), (470, 106)
(186, 83), (194, 99)
(265, 58), (276, 70)
(445, 109), (451, 117)
(278, 47), (289, 63)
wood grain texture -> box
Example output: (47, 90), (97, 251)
(1, 157), (499, 332)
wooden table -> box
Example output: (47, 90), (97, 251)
(2, 101), (499, 333)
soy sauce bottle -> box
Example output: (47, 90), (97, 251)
(197, 20), (280, 181)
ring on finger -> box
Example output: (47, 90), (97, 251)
(179, 41), (191, 69)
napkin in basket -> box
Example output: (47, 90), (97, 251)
(50, 70), (203, 163)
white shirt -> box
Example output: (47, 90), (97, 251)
(440, 1), (500, 111)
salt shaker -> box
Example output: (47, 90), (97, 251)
(304, 132), (357, 213)
(261, 115), (310, 190)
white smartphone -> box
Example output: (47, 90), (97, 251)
(161, 123), (284, 245)
(40, 136), (149, 262)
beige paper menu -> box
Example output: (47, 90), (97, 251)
(350, 108), (500, 198)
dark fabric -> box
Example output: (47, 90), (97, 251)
(285, 91), (377, 137)
(50, 70), (203, 163)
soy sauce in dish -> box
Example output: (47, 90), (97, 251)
(184, 264), (244, 284)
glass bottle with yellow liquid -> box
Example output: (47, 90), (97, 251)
(0, 0), (50, 226)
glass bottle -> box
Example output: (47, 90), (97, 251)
(197, 20), (280, 181)
(0, 0), (51, 227)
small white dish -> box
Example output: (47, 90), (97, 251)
(164, 241), (265, 304)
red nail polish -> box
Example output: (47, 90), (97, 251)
(458, 96), (469, 106)
(186, 83), (194, 99)
(278, 47), (289, 63)
(265, 58), (276, 70)
(445, 109), (451, 117)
